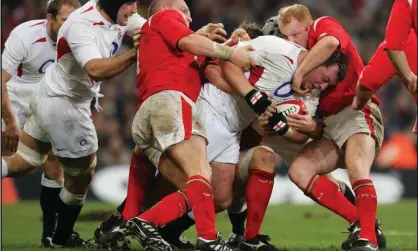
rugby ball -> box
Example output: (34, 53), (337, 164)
(273, 99), (306, 116)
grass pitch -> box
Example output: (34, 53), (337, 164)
(2, 200), (416, 251)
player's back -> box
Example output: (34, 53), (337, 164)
(44, 0), (128, 103)
(137, 9), (202, 107)
(2, 19), (56, 90)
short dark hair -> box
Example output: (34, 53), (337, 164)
(47, 0), (81, 17)
(238, 21), (263, 39)
(322, 51), (349, 84)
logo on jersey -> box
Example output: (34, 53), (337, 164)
(117, 28), (122, 40)
(38, 59), (55, 73)
(273, 81), (293, 98)
(110, 42), (119, 57)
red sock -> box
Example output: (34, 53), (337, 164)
(139, 191), (188, 227)
(244, 169), (275, 240)
(186, 175), (217, 240)
(122, 152), (156, 221)
(352, 179), (377, 245)
(305, 175), (358, 224)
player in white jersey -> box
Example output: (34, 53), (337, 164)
(2, 0), (146, 247)
(1, 0), (80, 246)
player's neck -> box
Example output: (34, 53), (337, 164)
(96, 3), (115, 24)
(46, 21), (58, 43)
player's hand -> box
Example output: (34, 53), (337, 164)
(4, 120), (21, 153)
(255, 114), (276, 136)
(406, 72), (417, 94)
(292, 71), (310, 96)
(224, 28), (251, 47)
(133, 28), (142, 50)
(287, 108), (317, 133)
(230, 45), (255, 71)
(197, 23), (227, 43)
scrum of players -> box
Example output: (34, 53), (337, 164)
(1, 0), (416, 250)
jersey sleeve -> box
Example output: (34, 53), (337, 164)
(313, 17), (349, 51)
(149, 9), (194, 50)
(1, 33), (28, 75)
(64, 23), (103, 68)
(237, 40), (263, 65)
(384, 0), (412, 50)
(125, 13), (147, 37)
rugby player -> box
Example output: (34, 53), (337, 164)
(2, 0), (147, 247)
(1, 0), (79, 246)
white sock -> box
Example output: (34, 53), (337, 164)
(187, 211), (195, 220)
(41, 173), (63, 188)
(2, 158), (8, 177)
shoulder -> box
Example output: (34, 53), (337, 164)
(313, 16), (341, 31)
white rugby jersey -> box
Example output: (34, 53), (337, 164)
(44, 0), (146, 103)
(200, 36), (320, 133)
(2, 19), (56, 90)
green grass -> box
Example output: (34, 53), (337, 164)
(2, 200), (417, 251)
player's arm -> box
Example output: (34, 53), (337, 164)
(354, 82), (374, 110)
(293, 18), (346, 95)
(384, 0), (416, 92)
(152, 10), (254, 70)
(1, 33), (27, 151)
(203, 61), (235, 94)
(84, 50), (137, 82)
(66, 23), (137, 82)
(1, 70), (14, 125)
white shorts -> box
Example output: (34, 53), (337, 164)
(323, 102), (384, 157)
(197, 97), (240, 164)
(261, 135), (308, 165)
(1, 84), (35, 131)
(132, 91), (207, 167)
(24, 88), (98, 158)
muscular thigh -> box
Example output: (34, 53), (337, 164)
(292, 137), (341, 175)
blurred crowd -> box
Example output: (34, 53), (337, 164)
(2, 0), (416, 169)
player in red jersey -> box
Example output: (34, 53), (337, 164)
(355, 0), (417, 132)
(385, 0), (417, 95)
(276, 4), (385, 251)
(115, 0), (254, 251)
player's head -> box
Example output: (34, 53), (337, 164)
(238, 21), (263, 39)
(148, 0), (192, 27)
(262, 16), (284, 38)
(46, 0), (80, 33)
(302, 52), (349, 91)
(277, 4), (313, 48)
(98, 0), (137, 25)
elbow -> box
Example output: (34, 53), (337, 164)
(84, 64), (104, 82)
(325, 36), (340, 50)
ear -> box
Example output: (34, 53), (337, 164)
(46, 13), (54, 22)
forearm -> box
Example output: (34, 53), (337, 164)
(296, 36), (339, 75)
(387, 50), (413, 83)
(283, 128), (309, 144)
(204, 64), (235, 94)
(356, 84), (374, 109)
(178, 34), (232, 60)
(1, 70), (15, 123)
(86, 49), (137, 82)
(306, 120), (324, 139)
(222, 61), (253, 95)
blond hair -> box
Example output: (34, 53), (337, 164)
(277, 4), (312, 26)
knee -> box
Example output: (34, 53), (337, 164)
(288, 159), (314, 189)
(214, 193), (233, 212)
(250, 147), (276, 173)
(43, 154), (63, 180)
